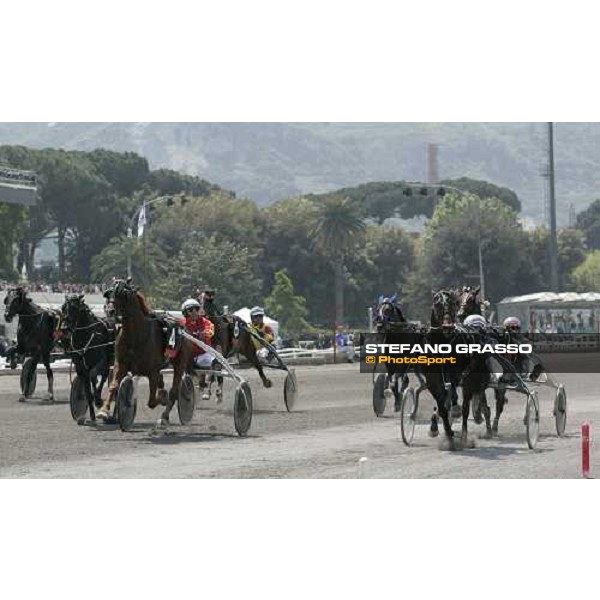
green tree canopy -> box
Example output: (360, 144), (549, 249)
(576, 199), (600, 250)
(90, 236), (168, 293)
(572, 250), (600, 291)
(405, 193), (533, 320)
(441, 177), (521, 213)
(156, 232), (262, 310)
(527, 227), (587, 291)
(264, 270), (311, 338)
(310, 193), (366, 326)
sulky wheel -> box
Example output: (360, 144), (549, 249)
(554, 384), (567, 437)
(20, 357), (37, 399)
(234, 381), (253, 437)
(70, 375), (88, 423)
(525, 390), (540, 449)
(177, 373), (196, 425)
(117, 375), (137, 432)
(373, 373), (387, 417)
(400, 386), (418, 446)
(284, 369), (298, 412)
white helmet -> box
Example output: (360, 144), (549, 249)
(503, 316), (521, 330)
(250, 306), (265, 318)
(464, 314), (487, 330)
(181, 298), (201, 313)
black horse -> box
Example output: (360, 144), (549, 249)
(425, 289), (477, 445)
(3, 287), (61, 402)
(373, 295), (426, 412)
(61, 293), (116, 422)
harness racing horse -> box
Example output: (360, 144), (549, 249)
(456, 285), (515, 437)
(457, 285), (482, 322)
(203, 314), (274, 401)
(3, 287), (61, 402)
(97, 279), (194, 427)
(373, 295), (426, 412)
(425, 289), (477, 445)
(61, 294), (116, 422)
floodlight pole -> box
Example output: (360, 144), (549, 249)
(125, 195), (174, 281)
(548, 123), (559, 291)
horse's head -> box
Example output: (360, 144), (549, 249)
(3, 287), (28, 323)
(457, 286), (481, 322)
(113, 278), (151, 318)
(374, 294), (405, 331)
(61, 293), (87, 333)
(431, 289), (459, 328)
(113, 278), (137, 317)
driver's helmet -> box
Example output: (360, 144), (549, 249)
(503, 316), (521, 331)
(250, 306), (265, 320)
(181, 298), (201, 316)
(464, 314), (487, 330)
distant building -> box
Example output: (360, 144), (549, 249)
(498, 292), (600, 334)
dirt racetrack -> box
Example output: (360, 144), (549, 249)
(0, 364), (597, 478)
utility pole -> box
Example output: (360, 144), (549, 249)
(427, 143), (439, 185)
(548, 123), (559, 291)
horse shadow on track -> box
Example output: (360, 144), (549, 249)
(20, 398), (70, 406)
(142, 430), (258, 445)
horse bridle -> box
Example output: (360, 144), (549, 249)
(432, 290), (457, 326)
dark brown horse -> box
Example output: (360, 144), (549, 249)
(97, 279), (193, 426)
(203, 314), (273, 400)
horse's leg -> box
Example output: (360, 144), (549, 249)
(93, 357), (109, 408)
(152, 372), (168, 407)
(211, 359), (224, 403)
(397, 371), (410, 411)
(257, 362), (272, 388)
(158, 360), (182, 427)
(83, 374), (96, 424)
(198, 373), (211, 400)
(492, 389), (506, 435)
(461, 387), (471, 443)
(481, 390), (493, 438)
(98, 360), (126, 419)
(437, 400), (455, 449)
(148, 374), (159, 412)
(42, 352), (54, 403)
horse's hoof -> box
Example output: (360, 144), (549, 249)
(202, 393), (210, 401)
(264, 380), (273, 389)
(155, 417), (169, 429)
(42, 397), (55, 404)
(429, 429), (439, 438)
(450, 405), (462, 419)
(216, 391), (223, 404)
(77, 417), (86, 426)
(156, 388), (168, 406)
(18, 396), (26, 403)
(383, 388), (394, 401)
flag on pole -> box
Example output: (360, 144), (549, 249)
(137, 203), (148, 237)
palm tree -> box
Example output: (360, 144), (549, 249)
(310, 194), (366, 327)
(90, 235), (168, 293)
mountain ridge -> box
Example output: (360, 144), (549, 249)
(0, 122), (597, 224)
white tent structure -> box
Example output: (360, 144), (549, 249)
(233, 307), (279, 344)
